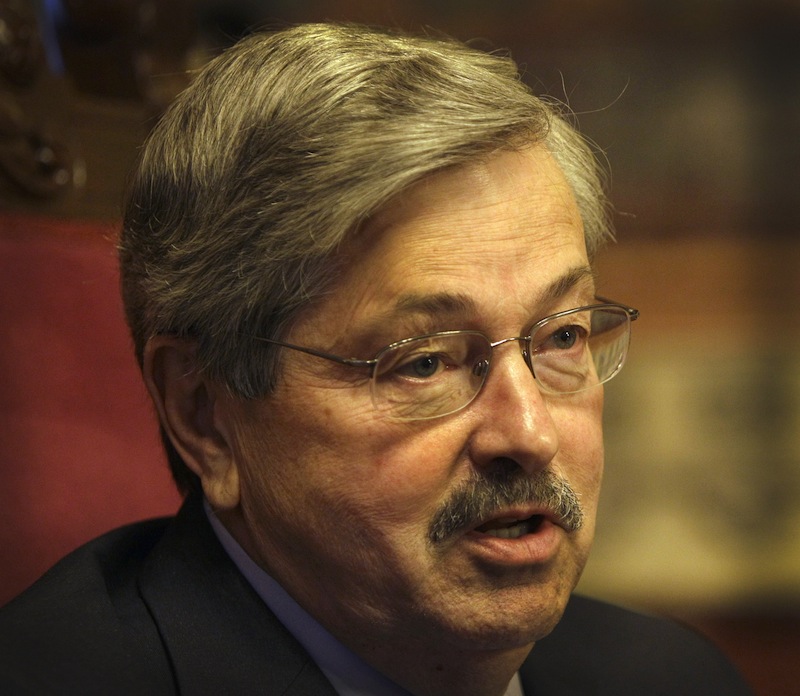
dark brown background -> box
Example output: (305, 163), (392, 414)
(2, 2), (799, 694)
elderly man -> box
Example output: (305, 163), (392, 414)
(0, 23), (751, 696)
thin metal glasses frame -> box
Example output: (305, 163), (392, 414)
(250, 298), (639, 374)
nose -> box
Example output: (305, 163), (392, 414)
(466, 345), (560, 474)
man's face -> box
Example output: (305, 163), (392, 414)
(225, 145), (604, 657)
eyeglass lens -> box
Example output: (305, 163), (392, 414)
(372, 306), (632, 421)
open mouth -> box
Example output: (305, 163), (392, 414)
(475, 515), (546, 539)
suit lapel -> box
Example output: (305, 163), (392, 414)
(137, 495), (338, 695)
(518, 595), (600, 696)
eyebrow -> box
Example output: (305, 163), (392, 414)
(393, 292), (478, 318)
(538, 265), (597, 306)
(360, 264), (597, 339)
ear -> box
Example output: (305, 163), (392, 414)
(143, 336), (241, 511)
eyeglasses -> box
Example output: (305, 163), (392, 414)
(252, 299), (639, 422)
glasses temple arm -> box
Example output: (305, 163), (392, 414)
(594, 296), (639, 321)
(250, 335), (377, 368)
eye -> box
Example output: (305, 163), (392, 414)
(375, 333), (483, 384)
(552, 326), (580, 349)
(395, 354), (445, 379)
(535, 323), (589, 354)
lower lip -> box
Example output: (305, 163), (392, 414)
(462, 519), (563, 567)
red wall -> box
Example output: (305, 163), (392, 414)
(0, 214), (181, 606)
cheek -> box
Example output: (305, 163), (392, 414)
(550, 391), (605, 499)
(325, 418), (462, 533)
(237, 397), (453, 546)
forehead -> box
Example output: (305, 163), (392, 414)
(370, 145), (581, 237)
(298, 145), (591, 342)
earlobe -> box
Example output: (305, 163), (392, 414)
(143, 336), (241, 510)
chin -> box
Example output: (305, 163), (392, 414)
(430, 581), (574, 653)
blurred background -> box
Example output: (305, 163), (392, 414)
(1, 1), (798, 694)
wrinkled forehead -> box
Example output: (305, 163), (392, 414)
(359, 145), (583, 246)
(293, 146), (592, 345)
(342, 145), (587, 283)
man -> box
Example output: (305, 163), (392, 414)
(0, 23), (752, 696)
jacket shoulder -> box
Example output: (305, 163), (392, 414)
(522, 594), (754, 696)
(0, 497), (337, 696)
(0, 517), (175, 695)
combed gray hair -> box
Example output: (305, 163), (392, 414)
(119, 22), (613, 491)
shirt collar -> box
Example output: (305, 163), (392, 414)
(204, 500), (525, 696)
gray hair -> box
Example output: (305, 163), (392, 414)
(119, 23), (613, 492)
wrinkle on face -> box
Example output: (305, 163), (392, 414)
(304, 148), (592, 354)
(219, 144), (605, 674)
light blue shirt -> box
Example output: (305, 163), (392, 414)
(205, 501), (524, 696)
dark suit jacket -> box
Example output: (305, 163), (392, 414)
(0, 495), (752, 695)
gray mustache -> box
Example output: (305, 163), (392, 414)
(428, 463), (584, 545)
